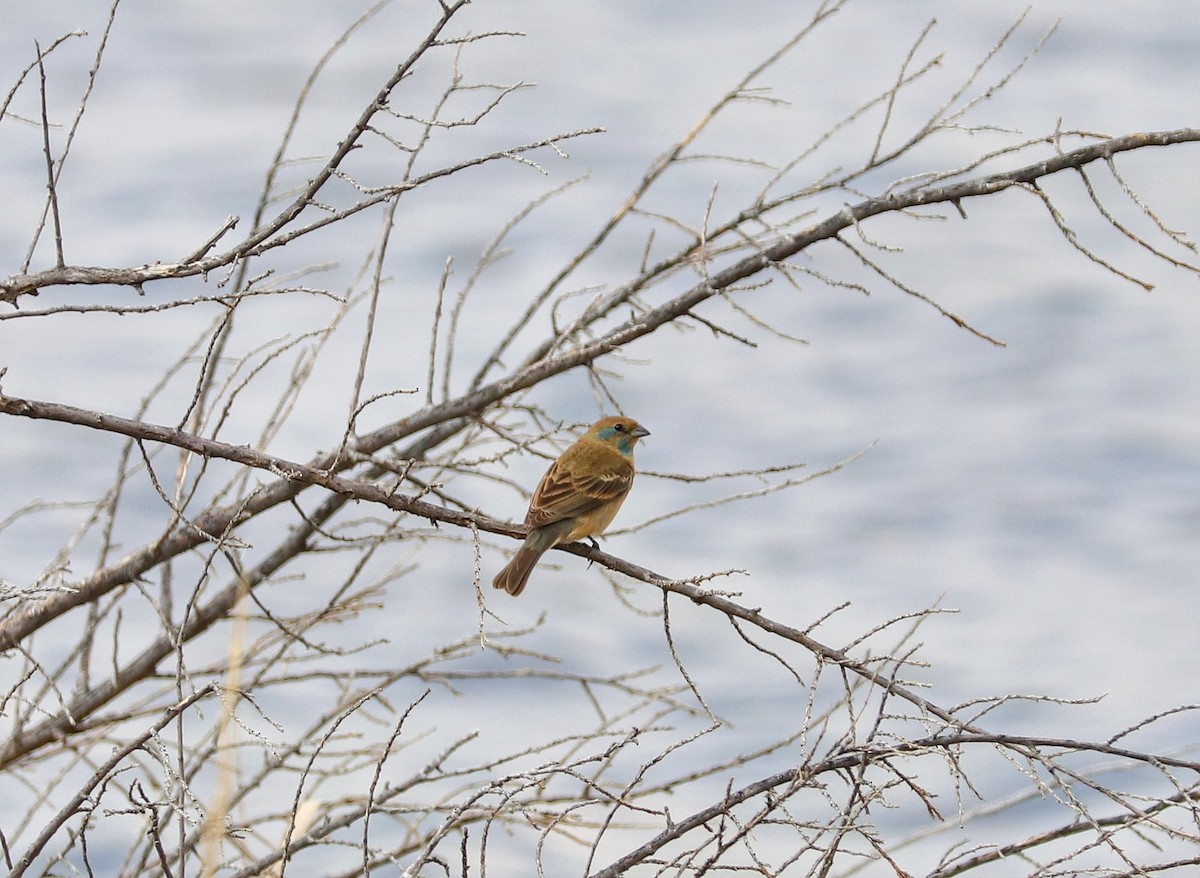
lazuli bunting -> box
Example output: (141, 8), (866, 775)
(493, 416), (650, 597)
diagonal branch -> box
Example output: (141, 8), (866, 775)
(2, 128), (1198, 653)
(32, 41), (65, 270)
(7, 683), (219, 878)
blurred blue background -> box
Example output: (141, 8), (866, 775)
(2, 1), (1198, 872)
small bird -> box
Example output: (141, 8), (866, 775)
(493, 416), (650, 597)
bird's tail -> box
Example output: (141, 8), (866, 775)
(492, 542), (546, 597)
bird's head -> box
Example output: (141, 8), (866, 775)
(588, 416), (650, 457)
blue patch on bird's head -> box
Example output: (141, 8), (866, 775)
(597, 425), (632, 454)
(596, 421), (647, 456)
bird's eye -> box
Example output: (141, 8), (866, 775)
(614, 423), (626, 432)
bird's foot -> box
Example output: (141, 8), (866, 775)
(585, 536), (601, 569)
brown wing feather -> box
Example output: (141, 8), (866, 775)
(525, 440), (633, 528)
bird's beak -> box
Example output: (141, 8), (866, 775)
(632, 425), (650, 439)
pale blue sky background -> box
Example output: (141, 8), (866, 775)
(2, 1), (1199, 873)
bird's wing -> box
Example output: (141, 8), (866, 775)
(525, 451), (633, 528)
